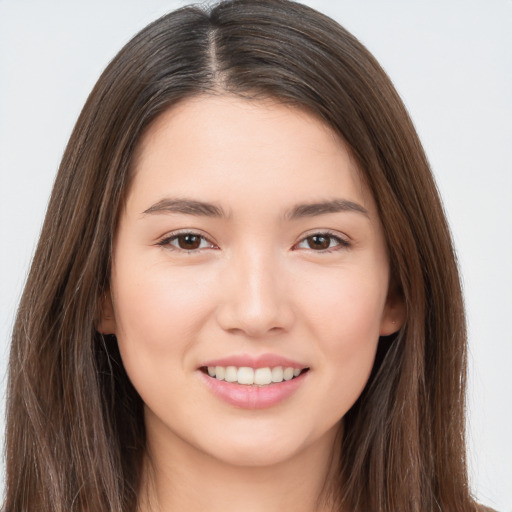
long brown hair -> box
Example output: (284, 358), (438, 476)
(5, 1), (479, 511)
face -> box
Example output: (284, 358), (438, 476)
(100, 95), (404, 468)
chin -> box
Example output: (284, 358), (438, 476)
(197, 421), (337, 469)
(206, 440), (302, 468)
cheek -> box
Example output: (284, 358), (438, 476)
(298, 263), (388, 341)
(113, 259), (214, 331)
(109, 265), (221, 429)
(296, 266), (387, 409)
(110, 262), (216, 382)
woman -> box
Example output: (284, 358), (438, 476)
(4, 1), (490, 511)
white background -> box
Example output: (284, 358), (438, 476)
(0, 0), (510, 509)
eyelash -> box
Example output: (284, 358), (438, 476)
(157, 230), (218, 252)
(157, 230), (350, 253)
(294, 231), (350, 252)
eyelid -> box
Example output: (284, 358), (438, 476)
(156, 229), (218, 251)
(156, 228), (350, 253)
(293, 230), (351, 252)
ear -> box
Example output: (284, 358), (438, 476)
(379, 283), (406, 336)
(96, 290), (117, 335)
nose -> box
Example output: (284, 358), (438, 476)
(215, 248), (295, 338)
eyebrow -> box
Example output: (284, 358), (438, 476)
(284, 199), (368, 220)
(142, 197), (368, 219)
(142, 198), (227, 217)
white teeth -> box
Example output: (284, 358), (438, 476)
(271, 366), (284, 382)
(283, 367), (294, 381)
(225, 366), (237, 383)
(254, 367), (272, 385)
(237, 367), (254, 385)
(205, 365), (305, 386)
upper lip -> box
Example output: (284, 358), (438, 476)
(200, 353), (309, 369)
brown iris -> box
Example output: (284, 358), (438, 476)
(306, 235), (331, 250)
(176, 234), (202, 250)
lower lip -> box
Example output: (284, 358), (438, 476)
(199, 370), (308, 409)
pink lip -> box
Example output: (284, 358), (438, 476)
(201, 353), (307, 369)
(199, 370), (308, 409)
(198, 353), (310, 409)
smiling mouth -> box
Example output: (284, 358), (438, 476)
(200, 366), (310, 386)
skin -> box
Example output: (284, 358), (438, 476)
(99, 95), (405, 512)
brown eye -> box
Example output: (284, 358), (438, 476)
(295, 232), (349, 252)
(159, 232), (214, 251)
(176, 234), (202, 250)
(306, 235), (331, 250)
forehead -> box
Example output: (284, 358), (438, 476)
(127, 94), (375, 216)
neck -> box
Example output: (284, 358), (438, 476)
(137, 417), (342, 512)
